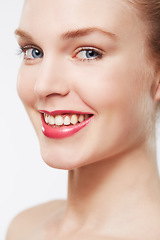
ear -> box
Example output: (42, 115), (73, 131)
(154, 72), (160, 101)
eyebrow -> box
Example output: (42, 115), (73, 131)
(15, 29), (34, 41)
(15, 27), (117, 41)
(61, 27), (117, 40)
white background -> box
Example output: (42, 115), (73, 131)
(0, 1), (160, 240)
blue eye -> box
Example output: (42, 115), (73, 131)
(25, 48), (43, 59)
(19, 46), (44, 60)
(75, 48), (103, 61)
(85, 50), (99, 59)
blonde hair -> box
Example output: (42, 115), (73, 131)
(128, 0), (160, 67)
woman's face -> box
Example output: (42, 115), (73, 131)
(16, 0), (158, 169)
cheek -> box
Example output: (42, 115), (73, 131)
(17, 65), (36, 107)
(73, 56), (153, 146)
(73, 59), (143, 113)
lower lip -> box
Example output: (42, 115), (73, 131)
(41, 115), (93, 139)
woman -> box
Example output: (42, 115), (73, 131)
(6, 0), (160, 239)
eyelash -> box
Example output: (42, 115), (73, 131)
(73, 47), (103, 62)
(17, 45), (104, 62)
(18, 45), (43, 60)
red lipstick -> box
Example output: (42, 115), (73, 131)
(40, 110), (93, 139)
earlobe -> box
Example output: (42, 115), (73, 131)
(154, 83), (160, 101)
(154, 73), (160, 101)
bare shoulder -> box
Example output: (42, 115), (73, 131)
(6, 199), (66, 240)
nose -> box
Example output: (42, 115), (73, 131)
(34, 55), (70, 98)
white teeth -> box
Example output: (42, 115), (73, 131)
(71, 114), (78, 125)
(78, 114), (84, 123)
(44, 113), (91, 126)
(54, 115), (64, 126)
(45, 114), (49, 124)
(48, 116), (55, 125)
(64, 115), (70, 125)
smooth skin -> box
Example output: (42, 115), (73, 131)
(7, 0), (160, 239)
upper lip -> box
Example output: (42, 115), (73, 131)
(39, 110), (94, 116)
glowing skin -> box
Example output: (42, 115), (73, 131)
(16, 0), (159, 170)
(9, 0), (160, 239)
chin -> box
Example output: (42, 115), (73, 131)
(39, 142), (90, 170)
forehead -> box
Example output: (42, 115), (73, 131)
(20, 0), (140, 39)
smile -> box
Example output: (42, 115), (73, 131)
(40, 110), (93, 139)
(44, 113), (91, 126)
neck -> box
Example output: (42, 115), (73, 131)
(62, 144), (160, 237)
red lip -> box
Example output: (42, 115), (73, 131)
(40, 110), (92, 116)
(40, 110), (93, 139)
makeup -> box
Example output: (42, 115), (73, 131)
(40, 110), (93, 139)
